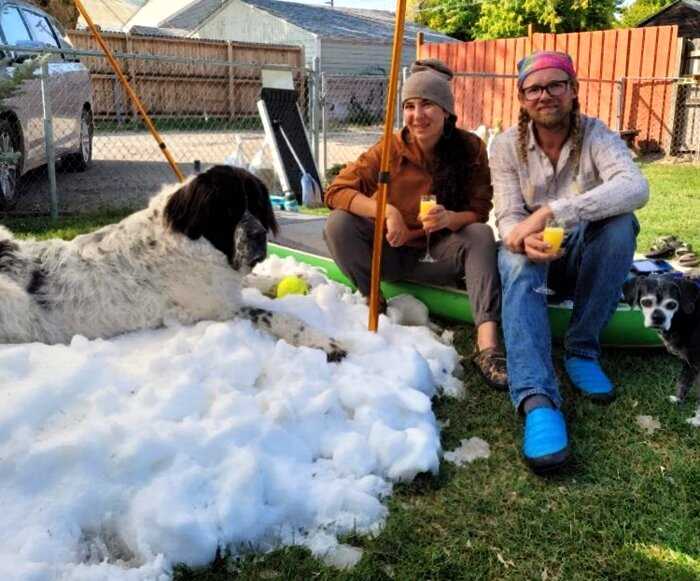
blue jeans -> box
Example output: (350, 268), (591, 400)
(498, 213), (639, 410)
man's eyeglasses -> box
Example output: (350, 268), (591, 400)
(521, 80), (570, 101)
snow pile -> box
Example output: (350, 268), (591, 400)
(0, 256), (461, 580)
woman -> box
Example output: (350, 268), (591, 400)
(324, 59), (507, 389)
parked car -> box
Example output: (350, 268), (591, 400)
(0, 0), (93, 209)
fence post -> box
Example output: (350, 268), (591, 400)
(614, 77), (624, 131)
(311, 57), (321, 167)
(125, 33), (138, 123)
(40, 59), (58, 221)
(321, 70), (327, 183)
(227, 41), (235, 120)
(396, 66), (407, 131)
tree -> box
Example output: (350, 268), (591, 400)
(416, 0), (622, 40)
(414, 0), (482, 41)
(30, 0), (79, 30)
(616, 0), (673, 28)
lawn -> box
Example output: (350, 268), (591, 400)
(1, 162), (699, 580)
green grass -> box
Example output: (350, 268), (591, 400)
(636, 162), (700, 254)
(1, 210), (132, 241)
(1, 162), (699, 580)
(94, 116), (263, 134)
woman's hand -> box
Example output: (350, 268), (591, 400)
(385, 205), (410, 247)
(421, 204), (452, 233)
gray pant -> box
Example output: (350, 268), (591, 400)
(323, 210), (501, 326)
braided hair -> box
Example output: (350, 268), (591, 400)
(429, 116), (476, 212)
(517, 96), (584, 197)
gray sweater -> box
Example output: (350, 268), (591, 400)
(489, 115), (649, 239)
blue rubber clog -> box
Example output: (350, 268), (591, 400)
(565, 357), (615, 403)
(522, 407), (570, 473)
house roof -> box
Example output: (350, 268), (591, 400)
(123, 0), (196, 32)
(161, 0), (454, 43)
(76, 0), (144, 31)
(128, 24), (191, 37)
(638, 0), (700, 26)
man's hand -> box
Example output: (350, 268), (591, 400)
(420, 204), (452, 233)
(503, 206), (554, 253)
(524, 232), (563, 263)
(385, 205), (410, 247)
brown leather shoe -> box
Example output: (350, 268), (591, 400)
(364, 294), (387, 315)
(471, 347), (508, 391)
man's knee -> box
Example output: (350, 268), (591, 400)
(589, 213), (639, 246)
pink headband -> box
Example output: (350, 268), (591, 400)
(517, 51), (577, 87)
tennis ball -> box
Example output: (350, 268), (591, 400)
(276, 275), (309, 298)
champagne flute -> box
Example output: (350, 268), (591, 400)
(419, 194), (437, 263)
(533, 218), (565, 295)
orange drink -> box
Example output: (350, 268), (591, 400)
(419, 196), (436, 220)
(542, 226), (564, 253)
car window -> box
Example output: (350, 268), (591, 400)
(0, 5), (32, 45)
(21, 9), (59, 48)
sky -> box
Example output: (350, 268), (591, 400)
(0, 254), (480, 580)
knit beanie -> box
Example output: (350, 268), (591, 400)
(401, 59), (455, 116)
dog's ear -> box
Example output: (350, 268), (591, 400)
(238, 168), (278, 236)
(678, 279), (700, 315)
(622, 277), (642, 307)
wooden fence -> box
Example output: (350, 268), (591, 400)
(420, 26), (682, 152)
(67, 31), (305, 120)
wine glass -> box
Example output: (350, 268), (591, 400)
(533, 218), (565, 295)
(419, 194), (437, 263)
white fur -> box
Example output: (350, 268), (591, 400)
(0, 190), (247, 344)
(638, 293), (679, 331)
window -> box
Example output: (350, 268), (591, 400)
(0, 5), (31, 45)
(21, 9), (59, 48)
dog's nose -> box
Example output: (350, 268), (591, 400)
(247, 246), (267, 268)
(651, 309), (666, 327)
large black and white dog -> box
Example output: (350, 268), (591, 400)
(0, 165), (345, 361)
(624, 272), (700, 402)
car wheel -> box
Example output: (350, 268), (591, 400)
(0, 120), (20, 211)
(64, 108), (93, 172)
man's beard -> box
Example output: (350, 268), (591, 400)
(530, 105), (571, 130)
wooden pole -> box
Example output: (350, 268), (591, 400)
(73, 0), (186, 183)
(367, 0), (407, 332)
(416, 31), (424, 60)
(527, 24), (534, 54)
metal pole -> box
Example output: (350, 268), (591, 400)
(321, 71), (327, 183)
(40, 60), (58, 221)
(312, 56), (321, 167)
(367, 0), (407, 331)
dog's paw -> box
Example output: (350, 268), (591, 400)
(675, 383), (691, 403)
(325, 340), (348, 362)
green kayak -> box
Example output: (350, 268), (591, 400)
(268, 242), (662, 348)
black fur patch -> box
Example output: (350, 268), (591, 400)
(27, 268), (50, 308)
(0, 239), (20, 270)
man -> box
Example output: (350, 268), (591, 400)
(489, 51), (649, 473)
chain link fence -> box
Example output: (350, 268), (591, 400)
(1, 44), (698, 217)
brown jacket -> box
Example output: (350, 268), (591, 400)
(325, 127), (493, 230)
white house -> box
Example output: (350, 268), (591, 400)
(124, 0), (455, 73)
